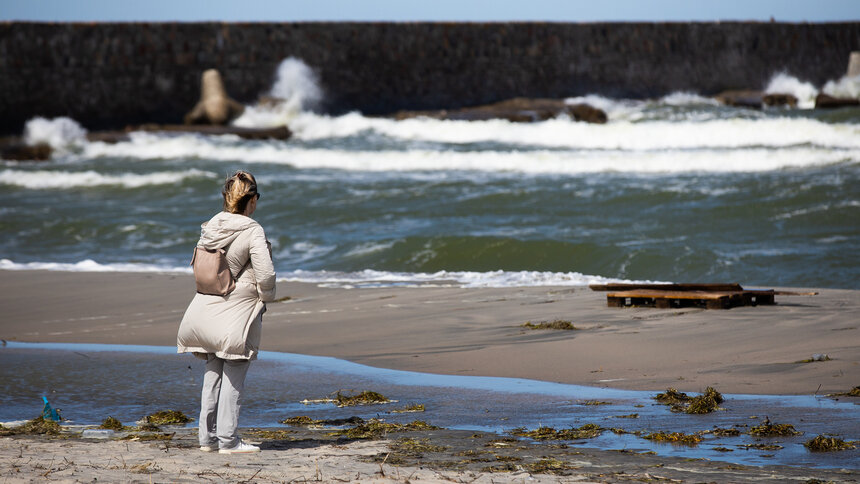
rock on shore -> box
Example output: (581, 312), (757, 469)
(393, 97), (608, 123)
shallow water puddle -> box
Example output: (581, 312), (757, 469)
(1, 341), (857, 469)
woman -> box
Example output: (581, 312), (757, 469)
(177, 170), (276, 454)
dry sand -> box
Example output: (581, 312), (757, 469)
(1, 270), (857, 395)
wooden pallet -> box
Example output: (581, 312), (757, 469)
(606, 289), (776, 310)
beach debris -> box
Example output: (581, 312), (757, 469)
(0, 416), (61, 436)
(510, 423), (604, 440)
(390, 403), (426, 413)
(42, 396), (61, 421)
(804, 434), (857, 452)
(749, 417), (801, 437)
(521, 319), (577, 330)
(184, 69), (245, 125)
(122, 432), (174, 442)
(329, 419), (439, 440)
(642, 431), (703, 446)
(99, 416), (124, 431)
(796, 354), (831, 363)
(335, 390), (391, 407)
(143, 410), (191, 425)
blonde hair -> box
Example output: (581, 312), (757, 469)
(222, 170), (259, 214)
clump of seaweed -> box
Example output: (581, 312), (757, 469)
(828, 386), (860, 398)
(642, 431), (703, 446)
(521, 320), (577, 330)
(391, 437), (448, 456)
(707, 427), (741, 437)
(740, 443), (783, 451)
(122, 432), (174, 441)
(511, 423), (603, 440)
(685, 387), (724, 414)
(99, 416), (124, 431)
(614, 413), (639, 419)
(281, 416), (322, 426)
(137, 423), (160, 432)
(749, 417), (801, 437)
(795, 354), (832, 364)
(330, 419), (439, 440)
(654, 388), (691, 405)
(804, 435), (857, 452)
(0, 416), (61, 436)
(144, 410), (191, 425)
(654, 387), (724, 414)
(391, 403), (425, 413)
(581, 400), (611, 406)
(248, 428), (296, 440)
(524, 458), (577, 475)
(335, 390), (391, 407)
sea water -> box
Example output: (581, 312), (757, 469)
(1, 342), (858, 469)
(1, 60), (859, 289)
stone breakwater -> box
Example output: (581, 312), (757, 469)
(1, 21), (858, 134)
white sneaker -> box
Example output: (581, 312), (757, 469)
(200, 445), (217, 452)
(219, 441), (260, 454)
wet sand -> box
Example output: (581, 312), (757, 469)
(2, 426), (857, 483)
(1, 270), (858, 395)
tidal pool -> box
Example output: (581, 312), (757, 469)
(1, 341), (857, 469)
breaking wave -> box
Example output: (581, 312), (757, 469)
(0, 168), (216, 189)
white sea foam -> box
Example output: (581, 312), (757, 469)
(0, 259), (659, 288)
(23, 117), (87, 151)
(232, 57), (323, 129)
(0, 258), (191, 274)
(0, 168), (215, 189)
(822, 74), (860, 100)
(764, 72), (819, 109)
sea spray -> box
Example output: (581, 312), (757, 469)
(232, 57), (324, 128)
(764, 72), (819, 109)
(23, 117), (87, 152)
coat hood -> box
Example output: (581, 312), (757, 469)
(198, 211), (260, 249)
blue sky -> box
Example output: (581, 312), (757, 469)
(2, 0), (857, 22)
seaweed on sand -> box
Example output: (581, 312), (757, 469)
(521, 320), (577, 330)
(685, 387), (724, 414)
(511, 423), (603, 440)
(654, 387), (724, 414)
(99, 416), (124, 431)
(804, 435), (857, 452)
(642, 431), (703, 446)
(335, 390), (391, 407)
(329, 419), (439, 440)
(281, 416), (323, 426)
(0, 416), (61, 436)
(391, 403), (425, 413)
(525, 458), (579, 475)
(828, 386), (860, 398)
(390, 437), (448, 456)
(749, 417), (801, 437)
(653, 388), (691, 405)
(143, 410), (191, 425)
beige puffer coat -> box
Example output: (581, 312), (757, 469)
(177, 211), (276, 360)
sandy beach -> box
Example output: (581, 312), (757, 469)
(2, 270), (857, 396)
(1, 270), (859, 482)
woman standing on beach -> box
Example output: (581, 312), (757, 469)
(177, 170), (276, 454)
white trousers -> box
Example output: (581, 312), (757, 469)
(199, 354), (250, 449)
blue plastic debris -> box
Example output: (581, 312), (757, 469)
(42, 396), (60, 421)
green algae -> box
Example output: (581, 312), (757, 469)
(511, 423), (603, 440)
(329, 419), (439, 440)
(804, 434), (857, 452)
(0, 416), (61, 436)
(99, 416), (124, 431)
(521, 320), (577, 330)
(391, 403), (425, 413)
(642, 431), (703, 446)
(749, 417), (801, 437)
(335, 390), (391, 407)
(144, 410), (191, 425)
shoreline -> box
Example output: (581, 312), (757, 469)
(1, 270), (858, 396)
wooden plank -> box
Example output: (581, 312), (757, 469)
(590, 283), (743, 292)
(606, 290), (736, 300)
